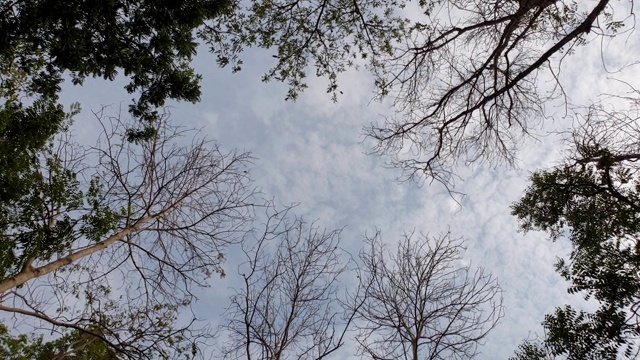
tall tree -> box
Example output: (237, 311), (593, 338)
(219, 208), (359, 360)
(348, 230), (503, 360)
(209, 0), (629, 188)
(511, 96), (640, 359)
(0, 108), (256, 359)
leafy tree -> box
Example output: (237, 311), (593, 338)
(0, 323), (120, 360)
(511, 97), (640, 359)
(0, 108), (257, 359)
(204, 0), (408, 101)
(348, 230), (503, 360)
(0, 0), (231, 123)
(510, 340), (553, 360)
(0, 100), (80, 279)
(0, 0), (406, 124)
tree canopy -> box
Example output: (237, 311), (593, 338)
(0, 323), (121, 360)
(511, 98), (640, 359)
(2, 0), (637, 358)
(3, 0), (630, 185)
(0, 0), (232, 123)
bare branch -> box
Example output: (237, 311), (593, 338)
(0, 107), (257, 358)
(350, 230), (504, 360)
(220, 207), (356, 360)
(366, 0), (621, 188)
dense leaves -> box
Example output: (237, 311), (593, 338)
(0, 101), (82, 280)
(0, 323), (120, 360)
(0, 0), (231, 122)
(0, 100), (70, 201)
(511, 103), (640, 359)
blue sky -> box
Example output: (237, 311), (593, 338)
(53, 9), (640, 358)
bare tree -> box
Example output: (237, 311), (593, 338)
(365, 0), (625, 188)
(0, 107), (257, 359)
(350, 230), (503, 360)
(207, 0), (629, 189)
(220, 207), (359, 360)
(570, 98), (640, 174)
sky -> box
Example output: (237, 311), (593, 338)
(52, 3), (640, 359)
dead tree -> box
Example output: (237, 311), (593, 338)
(0, 108), (257, 359)
(220, 208), (360, 360)
(365, 0), (619, 188)
(349, 231), (504, 360)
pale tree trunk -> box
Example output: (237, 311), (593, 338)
(0, 214), (158, 294)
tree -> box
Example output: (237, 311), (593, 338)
(209, 0), (629, 188)
(0, 0), (405, 125)
(0, 99), (74, 228)
(219, 207), (359, 360)
(4, 0), (630, 178)
(0, 323), (121, 360)
(349, 230), (503, 360)
(203, 0), (408, 101)
(510, 339), (554, 360)
(0, 107), (257, 359)
(365, 0), (617, 186)
(511, 95), (640, 359)
(364, 0), (631, 188)
(0, 0), (232, 124)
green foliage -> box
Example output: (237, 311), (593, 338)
(542, 305), (631, 359)
(0, 101), (89, 280)
(0, 322), (121, 360)
(0, 100), (65, 270)
(513, 166), (640, 245)
(80, 178), (120, 242)
(510, 341), (550, 360)
(0, 100), (68, 202)
(0, 0), (230, 123)
(0, 323), (56, 359)
(205, 0), (409, 101)
(0, 107), (126, 281)
(512, 150), (640, 358)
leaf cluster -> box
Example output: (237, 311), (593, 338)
(1, 0), (230, 123)
(511, 106), (640, 358)
(204, 0), (409, 101)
